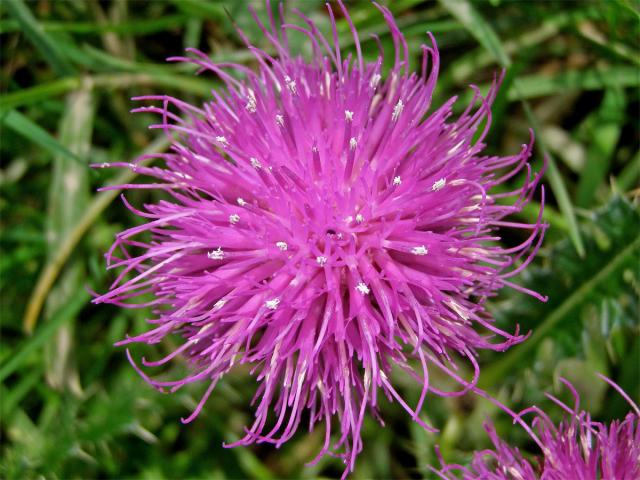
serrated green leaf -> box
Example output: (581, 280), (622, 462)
(481, 196), (640, 388)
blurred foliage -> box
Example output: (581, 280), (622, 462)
(0, 0), (638, 479)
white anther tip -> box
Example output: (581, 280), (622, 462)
(432, 178), (446, 191)
(265, 298), (280, 310)
(207, 247), (224, 260)
(411, 245), (429, 256)
(392, 100), (404, 121)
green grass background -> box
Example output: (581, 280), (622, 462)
(1, 0), (639, 478)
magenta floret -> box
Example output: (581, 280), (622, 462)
(94, 1), (546, 475)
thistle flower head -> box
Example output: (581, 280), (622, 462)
(435, 375), (640, 480)
(94, 1), (546, 475)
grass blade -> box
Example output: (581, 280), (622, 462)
(576, 87), (626, 207)
(1, 110), (83, 164)
(42, 87), (96, 391)
(0, 14), (188, 35)
(0, 77), (80, 112)
(439, 0), (511, 67)
(445, 6), (601, 85)
(456, 66), (640, 104)
(0, 369), (42, 421)
(0, 290), (88, 383)
(509, 67), (639, 100)
(519, 99), (586, 257)
(3, 0), (75, 76)
(1, 73), (212, 112)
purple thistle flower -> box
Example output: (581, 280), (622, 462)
(94, 1), (546, 475)
(434, 375), (640, 480)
